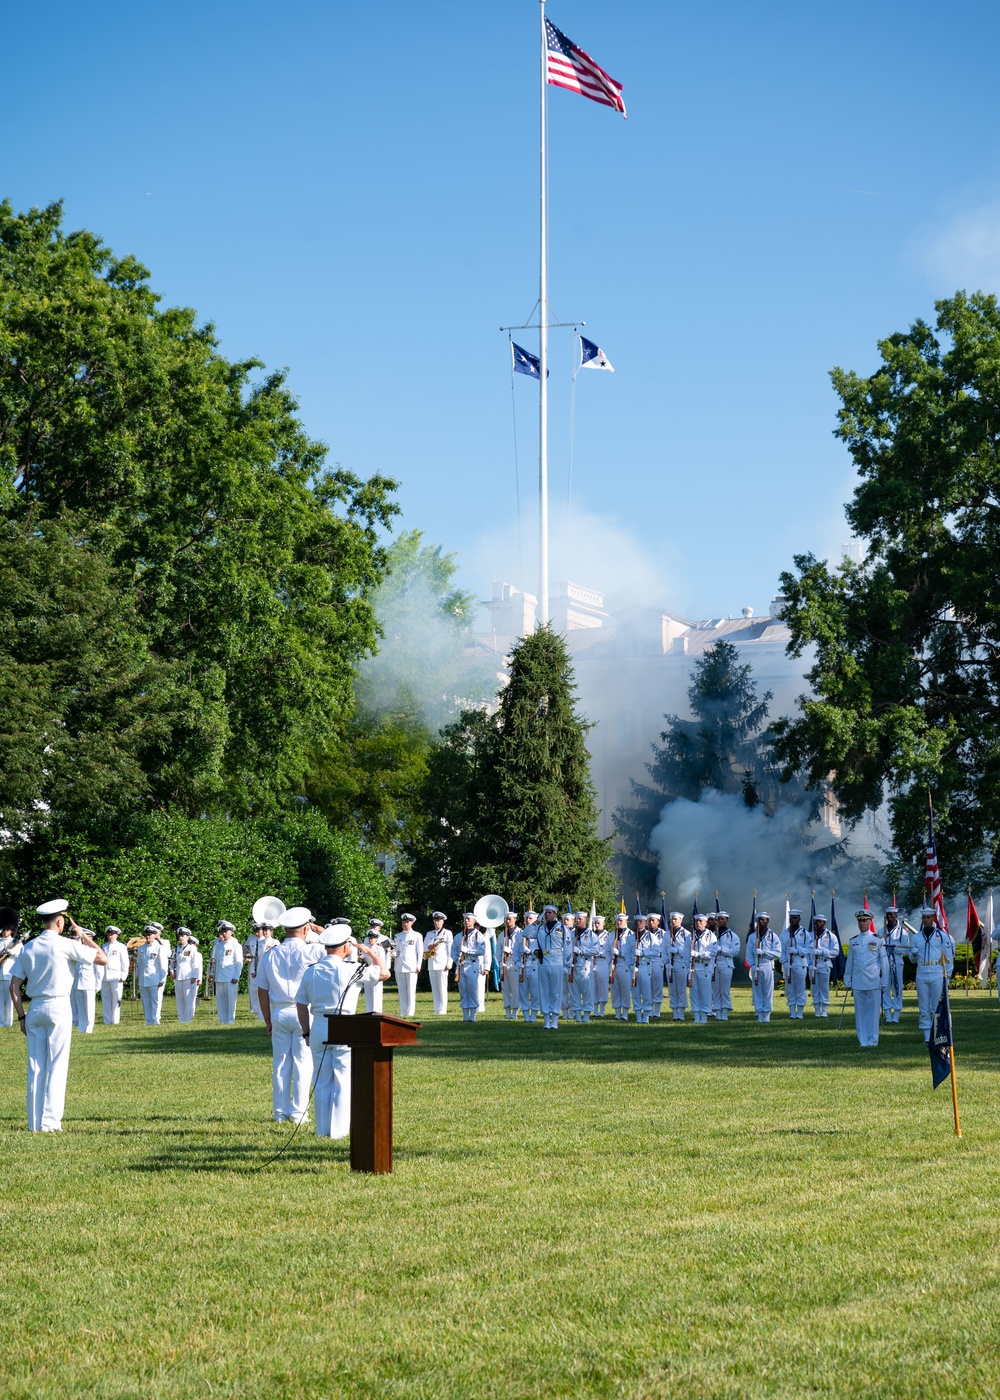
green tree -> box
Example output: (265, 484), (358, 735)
(772, 290), (1000, 890)
(614, 640), (805, 898)
(401, 630), (616, 916)
(0, 200), (398, 826)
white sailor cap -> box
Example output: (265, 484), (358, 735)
(614, 911), (629, 921)
(542, 904), (558, 914)
(717, 911), (730, 919)
(105, 925), (122, 936)
(669, 910), (683, 919)
(431, 911), (447, 920)
(647, 911), (662, 920)
(635, 912), (648, 921)
(321, 924), (352, 947)
(789, 909), (802, 917)
(217, 920), (236, 932)
(36, 898), (69, 917)
(757, 911), (770, 920)
(278, 907), (312, 929)
(885, 905), (899, 914)
(813, 913), (827, 923)
(920, 905), (935, 916)
(400, 912), (416, 922)
(525, 909), (538, 916)
(693, 911), (708, 921)
(176, 926), (193, 937)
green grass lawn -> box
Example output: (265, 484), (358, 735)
(2, 985), (999, 1400)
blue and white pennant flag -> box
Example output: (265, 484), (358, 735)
(580, 335), (614, 372)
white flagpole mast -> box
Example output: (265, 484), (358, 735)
(538, 0), (549, 625)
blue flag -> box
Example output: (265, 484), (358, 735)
(830, 894), (845, 982)
(692, 894), (700, 922)
(580, 335), (615, 372)
(929, 982), (953, 1089)
(633, 892), (642, 919)
(661, 892), (668, 922)
(511, 342), (547, 378)
(808, 895), (817, 933)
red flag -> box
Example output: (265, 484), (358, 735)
(967, 892), (986, 968)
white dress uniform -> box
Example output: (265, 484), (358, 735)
(10, 930), (97, 1130)
(393, 925), (423, 1018)
(560, 920), (576, 1015)
(882, 921), (911, 1022)
(99, 936), (130, 1024)
(844, 926), (890, 1046)
(747, 925), (782, 1021)
(244, 931), (278, 1021)
(712, 925), (740, 1019)
(499, 924), (521, 1019)
(665, 926), (691, 1020)
(297, 956), (381, 1138)
(908, 922), (954, 1040)
(570, 927), (600, 1021)
(171, 943), (203, 1022)
(256, 938), (323, 1123)
(688, 928), (718, 1022)
(72, 941), (100, 1033)
(591, 926), (611, 1016)
(632, 924), (655, 1024)
(782, 925), (810, 1019)
(363, 933), (393, 1012)
(645, 922), (667, 1017)
(423, 923), (453, 1015)
(515, 925), (540, 1021)
(136, 938), (171, 1025)
(0, 935), (26, 1027)
(610, 927), (635, 1019)
(532, 916), (567, 1029)
(452, 929), (489, 1022)
(210, 936), (243, 1023)
(809, 927), (840, 1016)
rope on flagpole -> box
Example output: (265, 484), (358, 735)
(508, 335), (524, 583)
(566, 330), (579, 576)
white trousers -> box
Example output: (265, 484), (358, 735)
(215, 981), (238, 1024)
(633, 964), (652, 1022)
(650, 962), (665, 1014)
(429, 968), (449, 1014)
(0, 980), (14, 1027)
(883, 955), (904, 1017)
(140, 983), (165, 1026)
(396, 970), (418, 1018)
(666, 963), (688, 1018)
(25, 996), (73, 1130)
(479, 969), (487, 1011)
(313, 1044), (351, 1138)
(690, 964), (713, 1020)
(569, 960), (594, 1018)
(100, 979), (123, 1025)
(916, 968), (944, 1035)
(176, 980), (199, 1022)
(364, 979), (384, 1014)
(810, 964), (832, 1014)
(752, 964), (775, 1020)
(592, 959), (609, 1015)
(501, 964), (520, 1016)
(459, 964), (481, 1017)
(73, 987), (96, 1034)
(538, 957), (563, 1026)
(611, 962), (632, 1016)
(518, 961), (539, 1018)
(270, 1004), (311, 1122)
(712, 962), (734, 1017)
(853, 987), (881, 1046)
(249, 976), (263, 1021)
(786, 963), (807, 1016)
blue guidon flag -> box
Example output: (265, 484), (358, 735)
(511, 342), (546, 378)
(928, 982), (954, 1089)
(580, 336), (614, 372)
(545, 18), (626, 118)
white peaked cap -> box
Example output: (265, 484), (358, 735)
(37, 898), (69, 917)
(321, 924), (351, 946)
(278, 906), (312, 929)
(105, 926), (122, 936)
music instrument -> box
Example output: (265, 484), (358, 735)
(252, 895), (286, 926)
(473, 894), (509, 928)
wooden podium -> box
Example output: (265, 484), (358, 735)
(323, 1012), (420, 1174)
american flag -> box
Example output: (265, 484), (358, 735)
(925, 810), (949, 932)
(545, 19), (626, 118)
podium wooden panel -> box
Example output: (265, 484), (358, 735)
(323, 1012), (420, 1174)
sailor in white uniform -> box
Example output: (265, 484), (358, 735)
(136, 923), (171, 1026)
(297, 925), (388, 1138)
(748, 913), (782, 1022)
(423, 912), (453, 1015)
(71, 929), (100, 1033)
(712, 912), (739, 1020)
(570, 917), (600, 1022)
(363, 919), (392, 1012)
(908, 906), (953, 1041)
(881, 906), (911, 1023)
(688, 913), (718, 1023)
(515, 914), (540, 1022)
(844, 910), (890, 1046)
(560, 912), (577, 1017)
(644, 912), (666, 1019)
(244, 921), (279, 1022)
(665, 912), (690, 1021)
(171, 928), (203, 1022)
(256, 906), (323, 1124)
(610, 913), (635, 1020)
(452, 914), (489, 1023)
(393, 914), (423, 1018)
(531, 905), (566, 1030)
(780, 910), (807, 1019)
(808, 915), (839, 1017)
(590, 915), (611, 1017)
(210, 921), (243, 1024)
(631, 914), (654, 1024)
(99, 927), (130, 1025)
(0, 907), (25, 1028)
(499, 911), (521, 1019)
(9, 899), (107, 1131)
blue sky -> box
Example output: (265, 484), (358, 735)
(6, 0), (1000, 621)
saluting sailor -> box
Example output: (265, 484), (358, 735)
(171, 928), (203, 1023)
(782, 910), (809, 1020)
(688, 912), (718, 1024)
(210, 921), (243, 1024)
(71, 928), (101, 1033)
(747, 913), (782, 1022)
(99, 927), (130, 1025)
(712, 912), (739, 1020)
(665, 912), (690, 1021)
(590, 915), (611, 1017)
(609, 912), (635, 1020)
(0, 907), (25, 1029)
(136, 923), (171, 1026)
(881, 906), (910, 1023)
(452, 914), (489, 1023)
(808, 915), (839, 1017)
(499, 910), (521, 1019)
(256, 906), (324, 1125)
(844, 909), (890, 1047)
(9, 899), (107, 1131)
(908, 906), (953, 1041)
(394, 914), (423, 1018)
(515, 913), (540, 1022)
(423, 912), (453, 1015)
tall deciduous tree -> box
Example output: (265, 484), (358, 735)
(773, 291), (1000, 888)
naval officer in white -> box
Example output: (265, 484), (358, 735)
(99, 927), (130, 1025)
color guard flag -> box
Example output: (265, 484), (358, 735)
(511, 342), (544, 378)
(744, 892), (757, 969)
(545, 18), (626, 117)
(967, 891), (984, 966)
(928, 982), (954, 1089)
(830, 894), (845, 982)
(981, 890), (994, 989)
(580, 336), (615, 372)
(925, 809), (949, 932)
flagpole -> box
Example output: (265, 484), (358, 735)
(941, 963), (962, 1137)
(538, 0), (550, 625)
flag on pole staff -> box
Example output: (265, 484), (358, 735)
(662, 891), (668, 923)
(928, 981), (954, 1089)
(634, 892), (642, 918)
(511, 342), (547, 378)
(589, 897), (597, 927)
(580, 336), (615, 372)
(925, 806), (949, 931)
(808, 894), (817, 932)
(967, 890), (984, 965)
(545, 18), (626, 117)
(980, 890), (994, 989)
(744, 892), (757, 969)
(830, 894), (845, 982)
